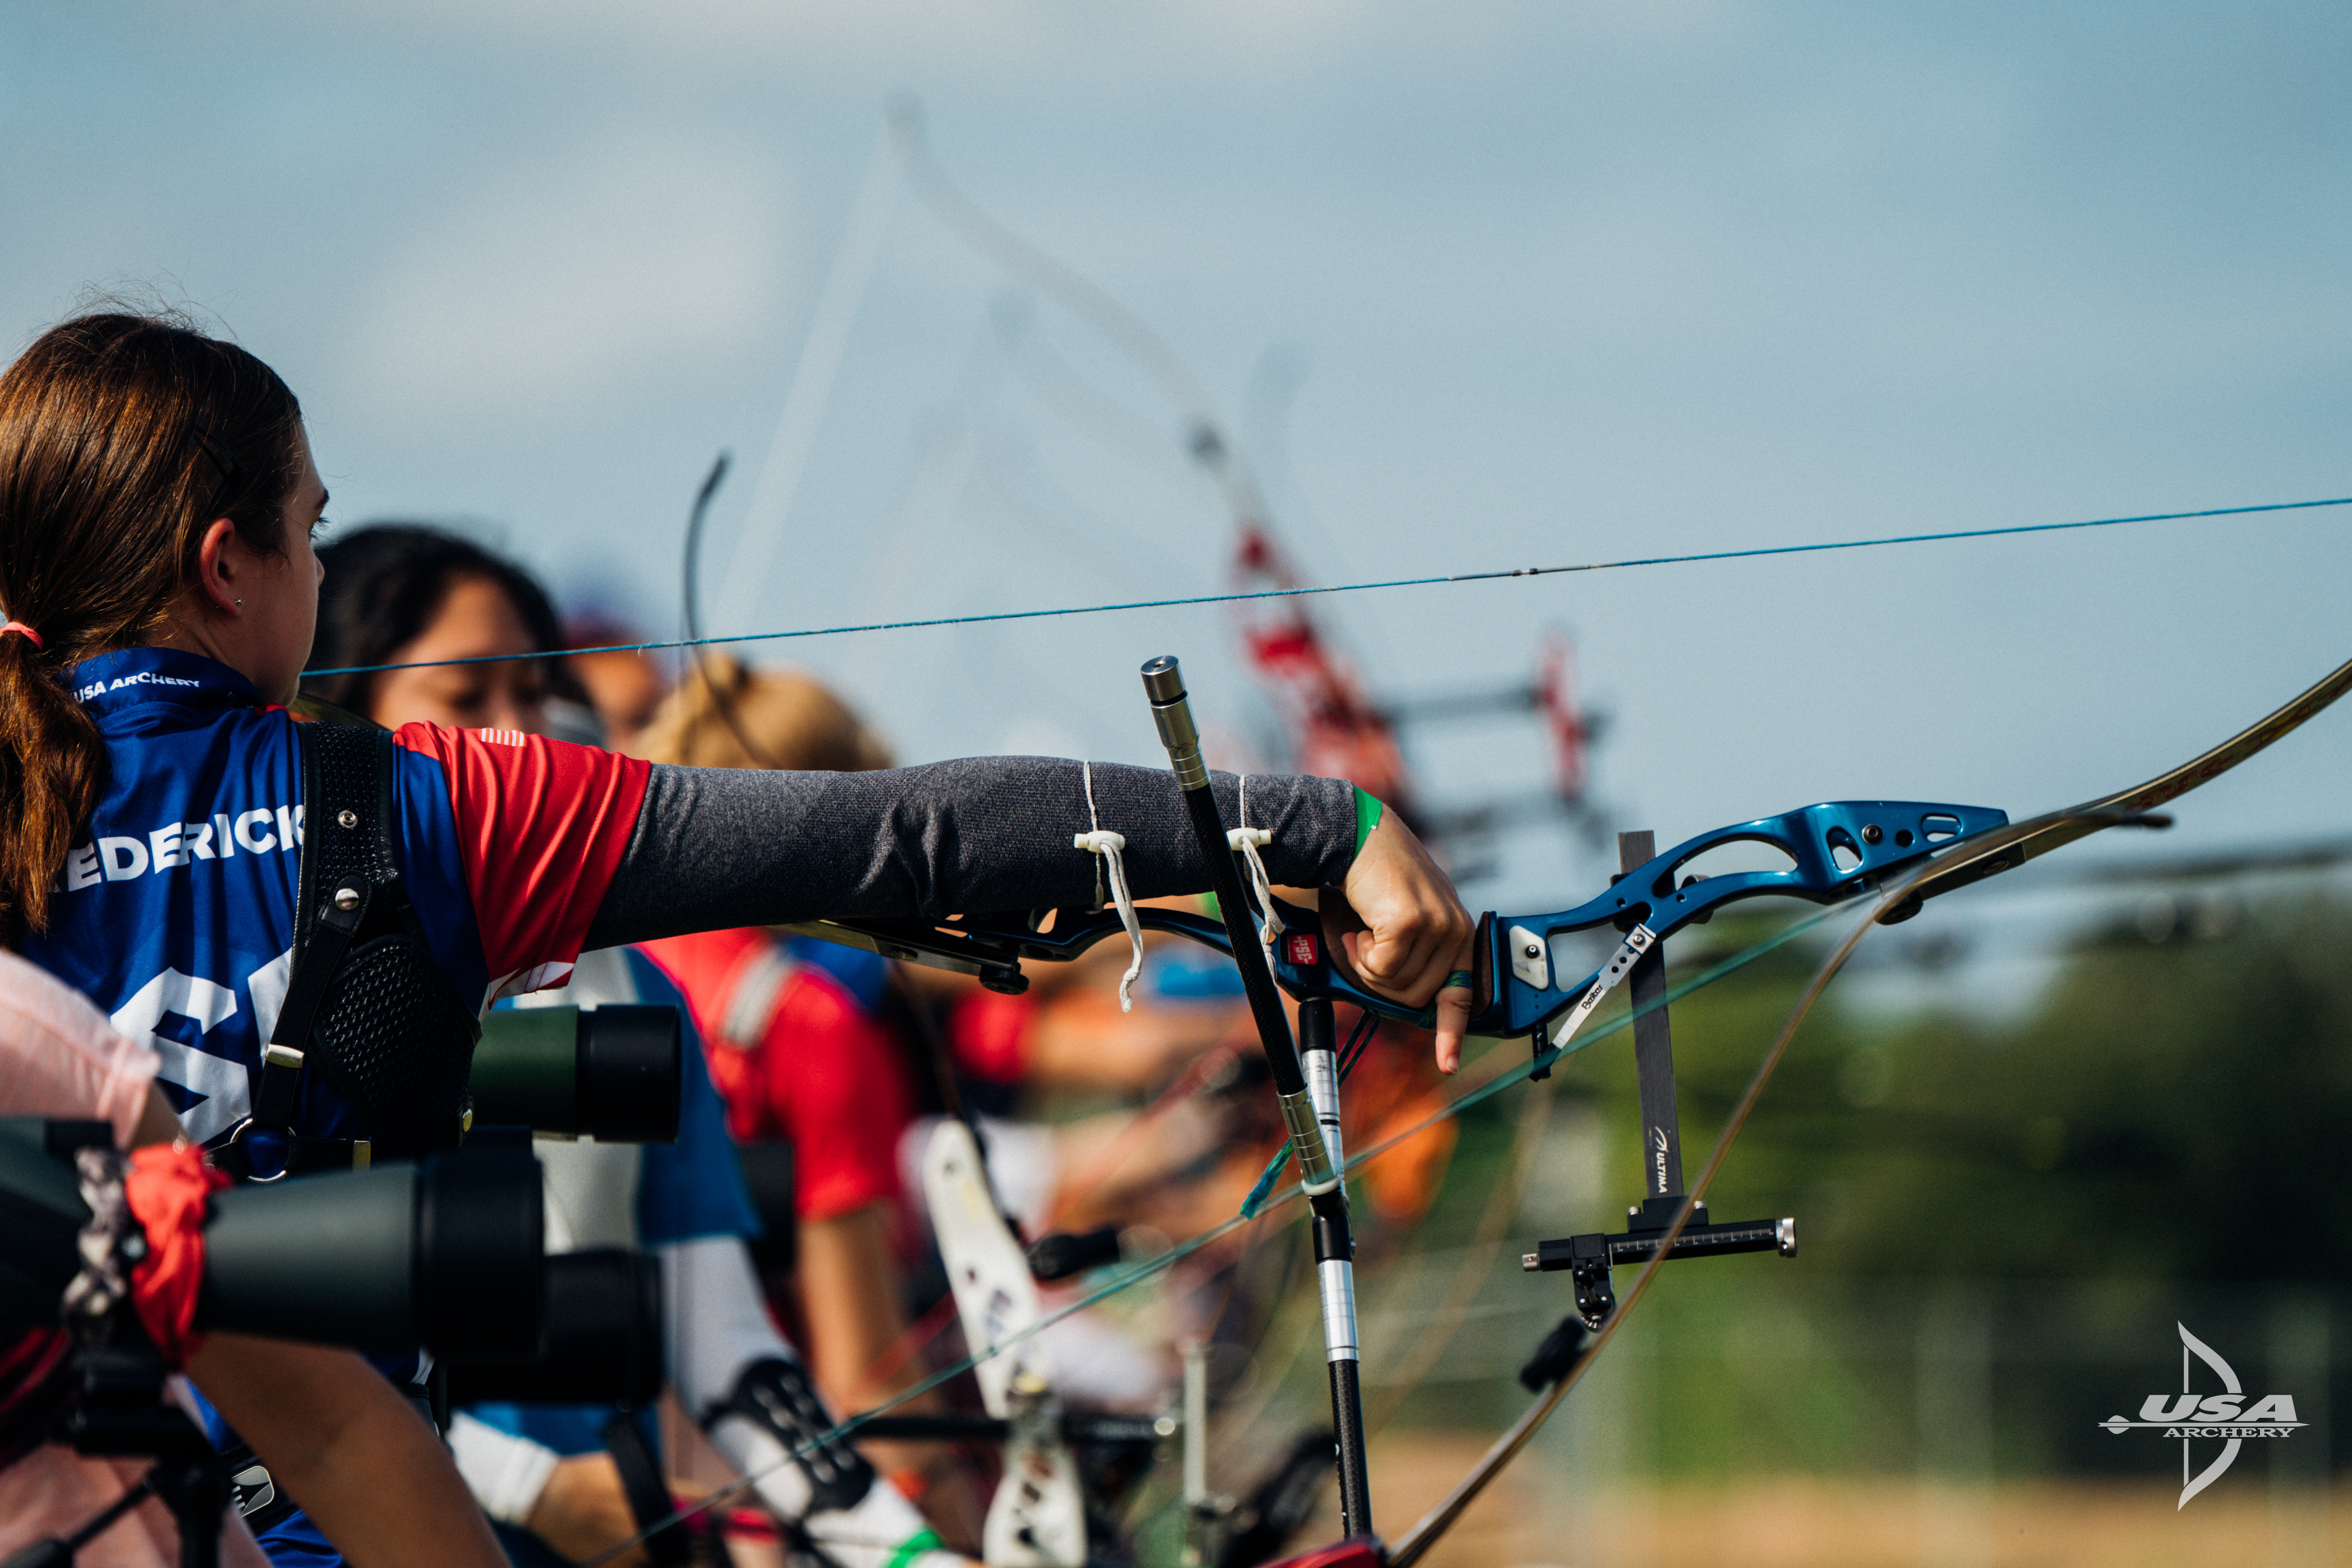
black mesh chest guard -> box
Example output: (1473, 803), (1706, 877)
(286, 720), (482, 1157)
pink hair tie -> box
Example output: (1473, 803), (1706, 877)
(1, 621), (42, 650)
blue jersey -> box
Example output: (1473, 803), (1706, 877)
(23, 648), (652, 1568)
(25, 648), (650, 1144)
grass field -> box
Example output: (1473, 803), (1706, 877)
(1298, 1433), (2346, 1568)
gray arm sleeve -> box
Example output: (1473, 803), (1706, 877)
(583, 757), (1359, 949)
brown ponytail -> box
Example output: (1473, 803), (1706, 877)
(0, 311), (303, 942)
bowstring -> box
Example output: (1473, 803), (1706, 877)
(1335, 1005), (1379, 1082)
(306, 493), (2352, 678)
(1359, 1073), (1557, 1436)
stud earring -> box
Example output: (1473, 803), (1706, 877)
(235, 599), (243, 607)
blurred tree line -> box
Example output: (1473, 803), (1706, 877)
(1663, 893), (2352, 1283)
(1544, 889), (2352, 1477)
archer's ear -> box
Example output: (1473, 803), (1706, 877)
(191, 517), (244, 615)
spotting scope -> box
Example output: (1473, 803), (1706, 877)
(469, 1004), (681, 1143)
(0, 1119), (544, 1360)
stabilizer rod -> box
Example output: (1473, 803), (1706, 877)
(1140, 656), (1370, 1540)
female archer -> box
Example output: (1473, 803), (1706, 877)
(0, 308), (1475, 1567)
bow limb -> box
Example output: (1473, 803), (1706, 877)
(1898, 650), (2352, 909)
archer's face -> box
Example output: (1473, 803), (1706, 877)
(365, 575), (550, 735)
(247, 423), (327, 704)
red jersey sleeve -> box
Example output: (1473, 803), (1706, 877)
(394, 724), (651, 1001)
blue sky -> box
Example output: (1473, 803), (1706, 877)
(6, 2), (2347, 922)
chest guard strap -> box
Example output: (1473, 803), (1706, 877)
(218, 719), (481, 1177)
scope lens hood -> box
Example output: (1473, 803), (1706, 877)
(576, 1004), (681, 1145)
(416, 1150), (544, 1361)
(201, 1162), (421, 1349)
(470, 1004), (680, 1143)
(200, 1151), (544, 1359)
(443, 1247), (663, 1405)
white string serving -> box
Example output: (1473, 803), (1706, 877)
(1075, 761), (1145, 1011)
(1227, 775), (1284, 949)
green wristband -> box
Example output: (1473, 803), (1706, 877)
(1353, 786), (1383, 853)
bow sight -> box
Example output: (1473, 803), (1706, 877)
(1507, 826), (1803, 1333)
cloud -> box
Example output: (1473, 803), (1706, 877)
(338, 132), (789, 421)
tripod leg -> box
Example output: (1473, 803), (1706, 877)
(0, 1477), (156, 1568)
(137, 1414), (229, 1568)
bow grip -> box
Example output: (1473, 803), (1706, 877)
(1263, 899), (1512, 1036)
